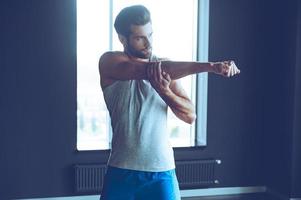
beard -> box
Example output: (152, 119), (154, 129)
(126, 45), (152, 59)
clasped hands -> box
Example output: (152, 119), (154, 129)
(147, 61), (171, 95)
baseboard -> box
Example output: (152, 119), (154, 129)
(19, 186), (301, 200)
(18, 186), (267, 200)
(180, 186), (266, 198)
(266, 187), (301, 200)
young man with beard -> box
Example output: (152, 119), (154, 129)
(98, 5), (240, 200)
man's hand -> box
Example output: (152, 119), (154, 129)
(147, 61), (196, 124)
(147, 61), (172, 95)
(212, 61), (241, 77)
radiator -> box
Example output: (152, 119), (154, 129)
(75, 159), (221, 193)
(175, 159), (221, 188)
(75, 164), (107, 193)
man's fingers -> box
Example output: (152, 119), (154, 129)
(226, 63), (231, 77)
(236, 65), (241, 74)
(150, 63), (154, 78)
(166, 73), (171, 82)
(218, 60), (241, 78)
(234, 66), (239, 75)
(162, 71), (171, 82)
(226, 60), (232, 66)
(232, 62), (240, 75)
(150, 62), (155, 82)
(231, 65), (235, 76)
(147, 63), (152, 78)
(148, 62), (170, 88)
(157, 62), (163, 82)
(149, 62), (157, 81)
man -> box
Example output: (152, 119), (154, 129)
(99, 5), (240, 200)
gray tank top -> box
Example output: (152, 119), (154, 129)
(102, 62), (175, 172)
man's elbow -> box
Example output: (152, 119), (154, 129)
(185, 113), (196, 124)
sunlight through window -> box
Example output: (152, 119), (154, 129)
(77, 0), (207, 150)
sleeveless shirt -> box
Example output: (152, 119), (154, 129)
(102, 57), (175, 172)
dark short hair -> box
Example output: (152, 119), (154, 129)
(114, 5), (151, 37)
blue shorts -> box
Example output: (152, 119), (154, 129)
(100, 166), (181, 200)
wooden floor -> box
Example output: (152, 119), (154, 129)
(182, 193), (275, 200)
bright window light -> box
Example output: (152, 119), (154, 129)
(77, 0), (206, 150)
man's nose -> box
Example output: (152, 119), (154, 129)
(145, 37), (152, 47)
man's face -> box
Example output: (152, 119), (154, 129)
(125, 22), (153, 59)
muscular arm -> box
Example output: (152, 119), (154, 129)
(147, 62), (196, 124)
(163, 80), (196, 124)
(99, 51), (240, 123)
(99, 51), (230, 89)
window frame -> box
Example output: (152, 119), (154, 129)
(76, 0), (209, 150)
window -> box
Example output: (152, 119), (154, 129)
(76, 0), (209, 150)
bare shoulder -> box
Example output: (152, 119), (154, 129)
(98, 51), (130, 89)
(99, 51), (128, 70)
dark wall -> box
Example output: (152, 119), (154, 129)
(258, 0), (299, 197)
(0, 1), (106, 199)
(206, 0), (266, 187)
(0, 0), (78, 199)
(0, 0), (299, 199)
(291, 0), (301, 197)
(209, 0), (299, 198)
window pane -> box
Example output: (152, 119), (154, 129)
(77, 0), (111, 150)
(77, 0), (199, 150)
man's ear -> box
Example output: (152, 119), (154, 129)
(118, 34), (127, 47)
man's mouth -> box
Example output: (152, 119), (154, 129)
(143, 47), (152, 52)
